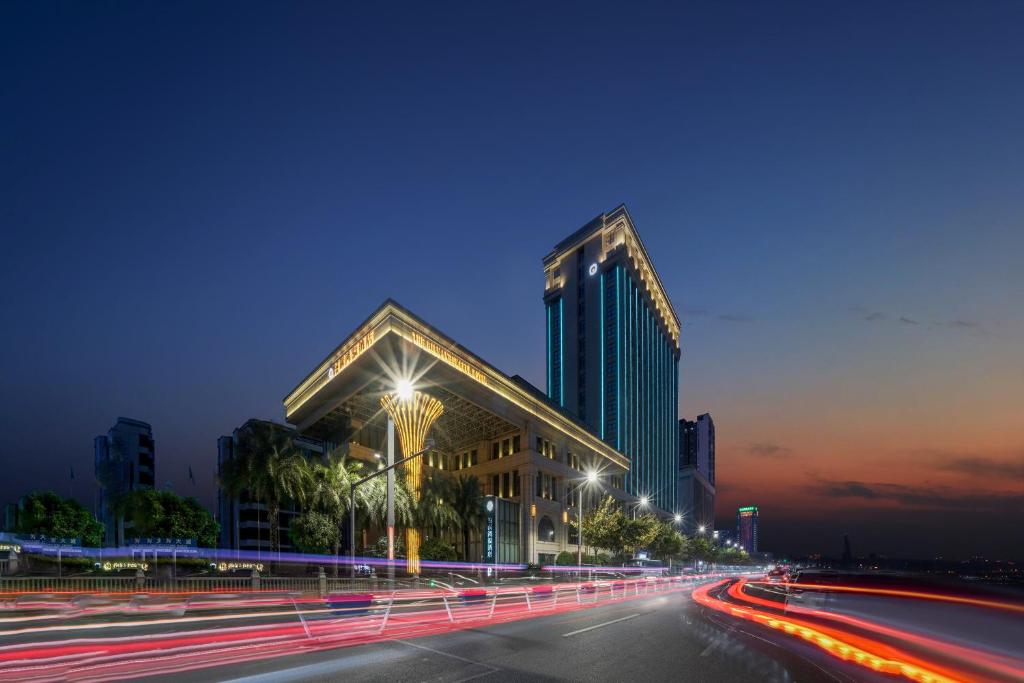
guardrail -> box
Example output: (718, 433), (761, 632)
(322, 575), (713, 636)
(0, 570), (734, 597)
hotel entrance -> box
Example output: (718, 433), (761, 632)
(283, 300), (633, 568)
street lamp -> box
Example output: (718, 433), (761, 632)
(395, 379), (414, 401)
(673, 513), (682, 524)
(698, 524), (706, 534)
(632, 495), (651, 519)
(577, 471), (601, 567)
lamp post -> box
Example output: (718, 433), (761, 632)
(576, 471), (600, 568)
(349, 438), (436, 578)
(632, 495), (650, 520)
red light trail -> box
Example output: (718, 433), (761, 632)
(693, 578), (1024, 683)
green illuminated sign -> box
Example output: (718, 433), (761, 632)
(738, 506), (758, 513)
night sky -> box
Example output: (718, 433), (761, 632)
(3, 2), (1022, 561)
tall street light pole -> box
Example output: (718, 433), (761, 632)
(386, 417), (395, 582)
(349, 438), (435, 578)
(577, 471), (599, 568)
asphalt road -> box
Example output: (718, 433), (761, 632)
(146, 585), (882, 683)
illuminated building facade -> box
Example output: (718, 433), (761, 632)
(283, 300), (632, 565)
(678, 414), (715, 535)
(737, 505), (759, 553)
(94, 417), (155, 546)
(543, 206), (681, 513)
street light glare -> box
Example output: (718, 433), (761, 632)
(673, 514), (682, 523)
(586, 470), (599, 484)
(698, 525), (706, 533)
(640, 496), (649, 506)
(396, 379), (414, 401)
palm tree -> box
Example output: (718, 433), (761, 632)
(362, 469), (415, 529)
(416, 471), (459, 540)
(450, 474), (484, 561)
(220, 421), (311, 554)
(306, 451), (358, 575)
(306, 450), (418, 574)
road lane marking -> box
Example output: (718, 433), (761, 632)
(561, 613), (640, 637)
(395, 638), (500, 678)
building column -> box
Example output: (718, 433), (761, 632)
(521, 468), (536, 564)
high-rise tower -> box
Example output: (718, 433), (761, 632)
(543, 205), (681, 512)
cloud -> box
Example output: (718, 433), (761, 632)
(854, 307), (986, 334)
(683, 307), (752, 323)
(935, 455), (1024, 479)
(805, 478), (1023, 512)
(747, 442), (791, 458)
(947, 319), (982, 330)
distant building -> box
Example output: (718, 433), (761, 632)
(94, 417), (155, 546)
(678, 414), (715, 535)
(3, 502), (18, 532)
(736, 505), (759, 553)
(715, 529), (734, 546)
(217, 419), (325, 553)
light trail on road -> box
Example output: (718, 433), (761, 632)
(0, 576), (718, 681)
(692, 578), (1024, 683)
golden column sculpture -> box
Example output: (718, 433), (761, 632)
(380, 390), (444, 574)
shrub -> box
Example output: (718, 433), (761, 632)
(368, 535), (406, 558)
(419, 537), (457, 561)
(555, 551), (576, 566)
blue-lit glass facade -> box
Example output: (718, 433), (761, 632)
(597, 263), (678, 508)
(544, 208), (680, 513)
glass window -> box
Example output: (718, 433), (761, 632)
(513, 435), (521, 453)
(538, 516), (555, 543)
(492, 442), (499, 460)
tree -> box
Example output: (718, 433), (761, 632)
(219, 421), (311, 553)
(289, 511), (336, 554)
(116, 490), (219, 547)
(574, 495), (626, 555)
(648, 520), (687, 562)
(620, 515), (660, 557)
(360, 468), (415, 529)
(15, 491), (103, 547)
(416, 472), (458, 539)
(449, 474), (484, 561)
(305, 452), (358, 574)
(689, 536), (714, 564)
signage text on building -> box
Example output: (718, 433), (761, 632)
(326, 329), (376, 381)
